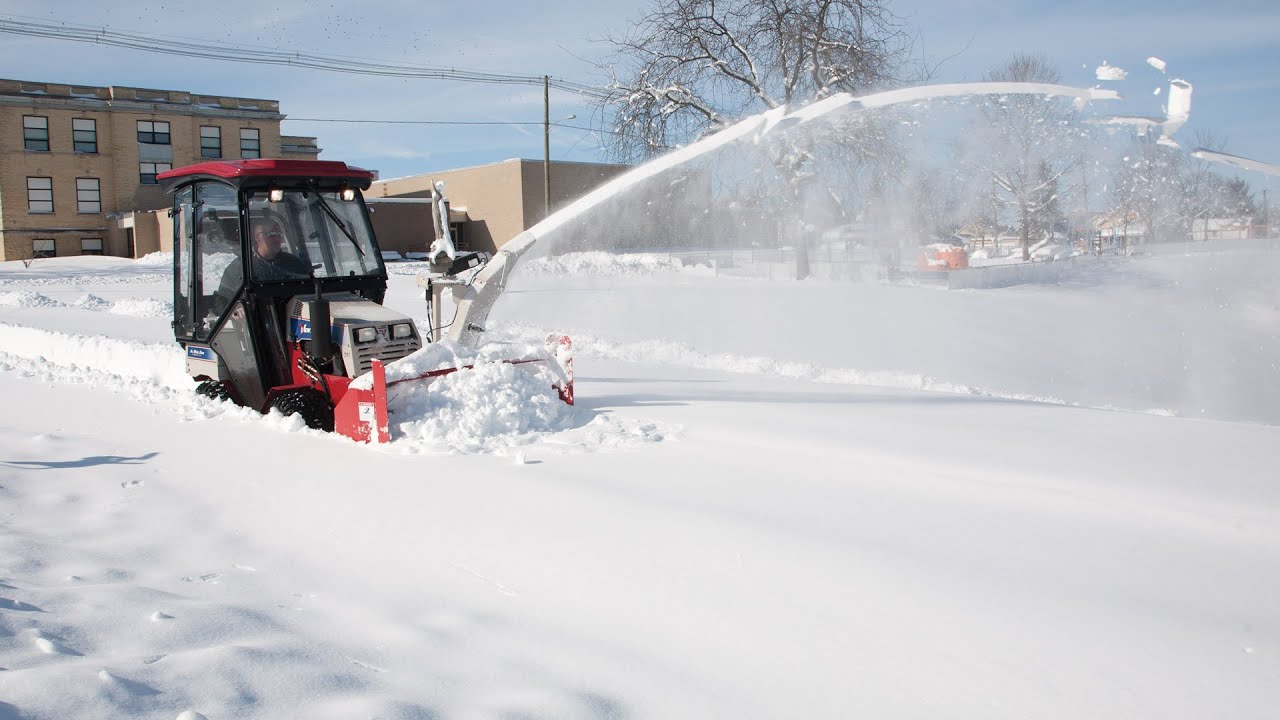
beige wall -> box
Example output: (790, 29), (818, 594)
(371, 160), (527, 253)
(128, 209), (172, 257)
(369, 159), (630, 254)
(0, 78), (286, 261)
(365, 201), (433, 255)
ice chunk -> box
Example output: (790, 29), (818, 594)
(1096, 64), (1128, 81)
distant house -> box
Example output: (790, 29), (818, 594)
(1190, 217), (1264, 242)
(1093, 210), (1144, 247)
(953, 222), (1002, 248)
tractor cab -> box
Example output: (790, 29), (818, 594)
(161, 159), (423, 432)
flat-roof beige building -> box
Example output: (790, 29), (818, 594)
(0, 78), (317, 261)
(367, 158), (631, 255)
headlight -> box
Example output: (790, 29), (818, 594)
(354, 327), (377, 343)
(391, 323), (413, 339)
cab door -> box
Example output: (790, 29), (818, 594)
(173, 181), (269, 410)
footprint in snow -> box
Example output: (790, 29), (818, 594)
(0, 597), (41, 612)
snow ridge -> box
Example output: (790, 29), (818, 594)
(0, 291), (173, 317)
(0, 322), (669, 454)
(495, 322), (1180, 418)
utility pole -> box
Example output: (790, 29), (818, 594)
(544, 75), (551, 219)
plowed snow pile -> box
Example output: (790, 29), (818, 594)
(351, 340), (578, 452)
(391, 361), (575, 452)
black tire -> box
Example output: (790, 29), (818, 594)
(195, 380), (232, 403)
(268, 388), (334, 432)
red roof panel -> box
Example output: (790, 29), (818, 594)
(157, 159), (375, 182)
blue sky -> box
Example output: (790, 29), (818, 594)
(2, 0), (1277, 197)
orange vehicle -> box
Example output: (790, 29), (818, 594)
(917, 243), (969, 271)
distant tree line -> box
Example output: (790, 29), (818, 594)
(592, 0), (1267, 267)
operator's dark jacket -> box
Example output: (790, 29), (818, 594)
(217, 251), (312, 305)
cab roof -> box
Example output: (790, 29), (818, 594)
(158, 159), (375, 191)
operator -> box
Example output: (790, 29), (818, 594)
(214, 216), (312, 311)
(247, 217), (312, 281)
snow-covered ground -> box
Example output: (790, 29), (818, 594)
(1, 249), (1278, 719)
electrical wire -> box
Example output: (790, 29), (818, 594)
(286, 118), (616, 136)
(0, 13), (611, 99)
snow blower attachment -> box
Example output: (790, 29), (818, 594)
(161, 159), (572, 444)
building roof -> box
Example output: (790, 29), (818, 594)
(0, 77), (283, 119)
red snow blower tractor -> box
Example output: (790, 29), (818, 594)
(161, 159), (571, 443)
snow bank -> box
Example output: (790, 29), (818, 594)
(135, 251), (173, 267)
(495, 323), (1095, 411)
(521, 251), (708, 278)
(0, 291), (173, 317)
(0, 322), (189, 390)
(108, 297), (174, 318)
(0, 291), (63, 308)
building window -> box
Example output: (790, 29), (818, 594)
(32, 239), (55, 259)
(72, 118), (98, 153)
(240, 128), (260, 158)
(200, 125), (222, 158)
(27, 177), (53, 213)
(81, 238), (104, 256)
(77, 178), (102, 213)
(23, 116), (49, 151)
(139, 162), (172, 185)
(137, 120), (171, 144)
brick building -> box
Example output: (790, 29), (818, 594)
(0, 78), (318, 261)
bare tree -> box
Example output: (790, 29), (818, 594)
(599, 0), (916, 160)
(1111, 130), (1185, 245)
(1174, 130), (1229, 238)
(597, 0), (918, 277)
(978, 54), (1079, 260)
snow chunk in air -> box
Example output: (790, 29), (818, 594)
(1147, 56), (1167, 72)
(1095, 63), (1128, 81)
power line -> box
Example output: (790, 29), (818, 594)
(287, 118), (614, 135)
(0, 13), (611, 100)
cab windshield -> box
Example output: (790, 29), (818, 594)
(246, 190), (383, 281)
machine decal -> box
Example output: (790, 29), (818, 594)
(289, 317), (345, 344)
